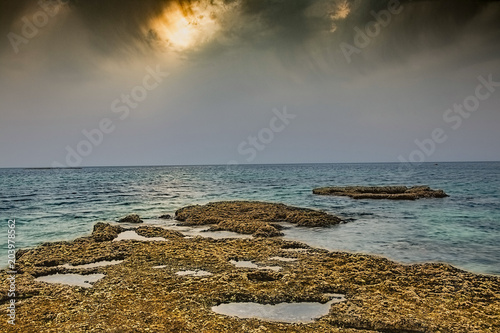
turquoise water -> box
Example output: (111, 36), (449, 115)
(1, 162), (499, 275)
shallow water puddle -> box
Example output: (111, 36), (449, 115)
(230, 260), (281, 271)
(113, 230), (167, 242)
(196, 230), (253, 239)
(175, 270), (212, 277)
(60, 260), (124, 269)
(212, 295), (345, 323)
(269, 256), (298, 262)
(35, 273), (105, 288)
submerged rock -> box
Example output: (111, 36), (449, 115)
(159, 214), (172, 219)
(118, 214), (143, 223)
(175, 201), (342, 237)
(313, 185), (448, 200)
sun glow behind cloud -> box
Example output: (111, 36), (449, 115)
(330, 0), (351, 21)
(150, 0), (234, 51)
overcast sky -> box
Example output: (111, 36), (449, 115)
(1, 0), (499, 167)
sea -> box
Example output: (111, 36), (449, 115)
(1, 162), (499, 275)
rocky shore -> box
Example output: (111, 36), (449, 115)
(175, 201), (343, 237)
(1, 202), (498, 332)
(313, 186), (449, 200)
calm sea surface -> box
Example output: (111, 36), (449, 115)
(1, 162), (499, 275)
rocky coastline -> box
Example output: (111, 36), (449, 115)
(1, 202), (498, 332)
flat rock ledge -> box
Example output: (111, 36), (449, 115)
(175, 201), (343, 237)
(313, 186), (448, 200)
(2, 222), (499, 332)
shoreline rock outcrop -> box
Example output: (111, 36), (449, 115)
(1, 219), (498, 332)
(313, 186), (448, 200)
(117, 214), (143, 223)
(175, 201), (343, 237)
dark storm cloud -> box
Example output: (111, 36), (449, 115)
(0, 2), (30, 31)
(69, 0), (324, 53)
(2, 0), (500, 59)
(235, 0), (318, 41)
(343, 0), (500, 54)
(0, 0), (169, 56)
(0, 0), (499, 86)
(67, 0), (171, 55)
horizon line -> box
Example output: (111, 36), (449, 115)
(1, 160), (500, 169)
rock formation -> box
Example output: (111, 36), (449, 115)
(117, 214), (143, 223)
(313, 186), (448, 200)
(175, 201), (343, 237)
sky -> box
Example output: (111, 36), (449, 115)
(0, 0), (499, 167)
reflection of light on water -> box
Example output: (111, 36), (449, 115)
(212, 295), (345, 323)
(36, 273), (105, 288)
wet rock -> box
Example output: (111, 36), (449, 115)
(159, 214), (172, 219)
(15, 248), (29, 260)
(175, 201), (342, 237)
(118, 214), (143, 223)
(35, 259), (64, 267)
(210, 220), (283, 237)
(135, 226), (184, 239)
(281, 242), (311, 250)
(92, 222), (124, 242)
(313, 185), (448, 200)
